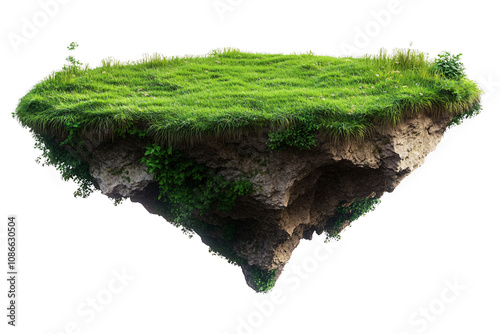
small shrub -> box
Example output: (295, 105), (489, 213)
(433, 51), (465, 80)
(64, 42), (82, 71)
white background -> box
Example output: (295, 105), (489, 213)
(1, 0), (499, 333)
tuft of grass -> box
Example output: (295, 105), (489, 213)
(363, 47), (432, 74)
(14, 48), (482, 147)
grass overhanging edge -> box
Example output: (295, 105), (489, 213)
(14, 47), (483, 148)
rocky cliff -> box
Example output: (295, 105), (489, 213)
(72, 112), (453, 291)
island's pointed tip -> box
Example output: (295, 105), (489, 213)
(242, 264), (281, 293)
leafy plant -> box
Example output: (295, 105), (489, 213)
(65, 42), (82, 71)
(33, 133), (96, 198)
(433, 51), (465, 80)
(325, 197), (381, 242)
(60, 121), (82, 146)
(112, 197), (126, 206)
(142, 144), (252, 227)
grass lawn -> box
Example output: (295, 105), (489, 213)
(15, 48), (481, 146)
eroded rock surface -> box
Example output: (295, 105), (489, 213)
(79, 113), (453, 291)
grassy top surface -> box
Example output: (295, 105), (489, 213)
(15, 48), (481, 146)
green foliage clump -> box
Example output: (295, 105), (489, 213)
(60, 120), (82, 146)
(250, 268), (277, 293)
(33, 133), (96, 198)
(325, 197), (381, 242)
(433, 52), (466, 80)
(142, 144), (252, 227)
(448, 103), (482, 128)
(207, 231), (246, 266)
(267, 111), (320, 150)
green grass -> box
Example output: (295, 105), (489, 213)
(15, 48), (481, 146)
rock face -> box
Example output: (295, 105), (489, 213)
(78, 113), (453, 291)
